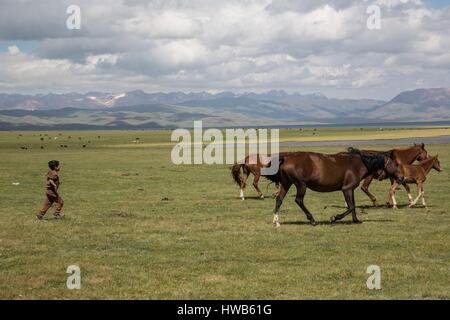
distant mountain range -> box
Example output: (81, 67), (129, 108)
(0, 88), (449, 129)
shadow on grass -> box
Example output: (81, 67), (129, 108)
(330, 204), (434, 210)
(40, 216), (66, 221)
(281, 219), (395, 226)
(235, 196), (270, 200)
(400, 205), (434, 209)
(329, 204), (388, 209)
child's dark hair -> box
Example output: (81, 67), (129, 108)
(48, 160), (60, 170)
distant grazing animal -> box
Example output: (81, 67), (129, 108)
(231, 154), (280, 200)
(360, 144), (428, 206)
(265, 148), (404, 227)
(388, 155), (442, 209)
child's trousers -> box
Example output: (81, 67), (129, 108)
(39, 191), (64, 216)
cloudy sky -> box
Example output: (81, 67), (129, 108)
(0, 0), (449, 100)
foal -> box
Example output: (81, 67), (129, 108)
(360, 143), (428, 206)
(265, 149), (404, 227)
(231, 154), (279, 200)
(388, 155), (442, 209)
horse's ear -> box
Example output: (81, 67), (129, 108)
(421, 143), (425, 148)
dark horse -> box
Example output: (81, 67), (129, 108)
(360, 143), (428, 206)
(265, 148), (404, 227)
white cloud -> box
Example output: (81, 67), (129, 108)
(7, 45), (21, 55)
(122, 10), (203, 39)
(0, 0), (449, 99)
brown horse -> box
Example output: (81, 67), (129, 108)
(231, 154), (279, 200)
(360, 143), (428, 206)
(388, 155), (442, 209)
(265, 148), (404, 227)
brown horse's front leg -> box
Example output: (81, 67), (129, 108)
(294, 184), (317, 226)
(331, 189), (360, 223)
(273, 182), (291, 227)
(409, 181), (424, 207)
(360, 175), (379, 207)
(349, 190), (361, 223)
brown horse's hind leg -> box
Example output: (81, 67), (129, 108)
(331, 188), (359, 223)
(240, 171), (249, 200)
(361, 175), (379, 207)
(252, 174), (264, 199)
(294, 184), (317, 226)
(403, 183), (413, 205)
(387, 179), (399, 209)
(273, 182), (291, 227)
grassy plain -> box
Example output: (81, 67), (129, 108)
(0, 127), (449, 299)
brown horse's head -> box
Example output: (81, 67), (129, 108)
(432, 155), (442, 172)
(414, 143), (428, 161)
(384, 157), (405, 183)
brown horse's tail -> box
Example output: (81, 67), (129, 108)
(231, 163), (243, 186)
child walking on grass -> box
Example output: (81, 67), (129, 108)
(36, 160), (64, 220)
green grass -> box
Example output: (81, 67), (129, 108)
(0, 128), (449, 299)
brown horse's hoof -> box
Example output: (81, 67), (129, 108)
(330, 216), (336, 224)
(310, 220), (318, 226)
(353, 219), (362, 224)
